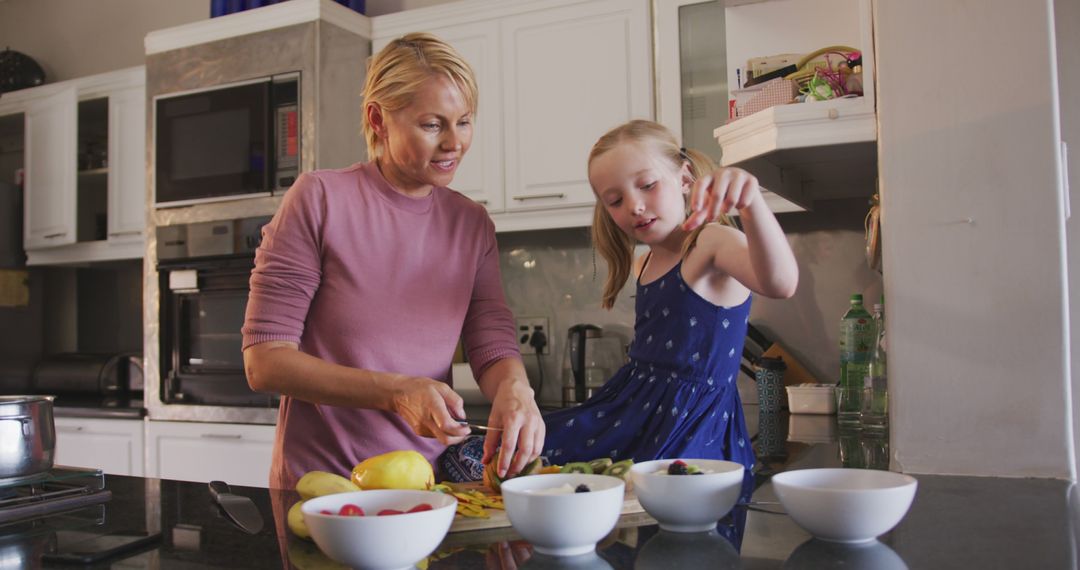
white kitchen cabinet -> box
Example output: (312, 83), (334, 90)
(146, 421), (275, 488)
(54, 417), (146, 477)
(373, 0), (651, 232)
(3, 66), (147, 265)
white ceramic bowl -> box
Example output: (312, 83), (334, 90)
(500, 473), (624, 557)
(629, 459), (745, 533)
(301, 489), (456, 570)
(772, 468), (918, 544)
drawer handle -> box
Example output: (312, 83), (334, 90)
(512, 193), (565, 201)
(200, 433), (243, 440)
(57, 426), (85, 432)
(475, 199), (489, 205)
(44, 232), (67, 239)
(108, 230), (142, 237)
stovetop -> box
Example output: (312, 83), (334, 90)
(0, 466), (111, 526)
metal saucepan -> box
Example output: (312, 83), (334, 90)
(0, 395), (56, 479)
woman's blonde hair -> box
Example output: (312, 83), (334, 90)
(590, 119), (735, 309)
(361, 33), (478, 159)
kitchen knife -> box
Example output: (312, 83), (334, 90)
(209, 480), (264, 534)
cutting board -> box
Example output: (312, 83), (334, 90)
(446, 481), (644, 533)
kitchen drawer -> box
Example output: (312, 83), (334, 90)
(146, 421), (275, 488)
(54, 417), (146, 477)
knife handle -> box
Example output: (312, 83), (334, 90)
(209, 480), (231, 501)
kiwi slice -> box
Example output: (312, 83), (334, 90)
(603, 459), (634, 480)
(560, 462), (594, 474)
(588, 457), (613, 473)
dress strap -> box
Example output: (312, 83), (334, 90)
(637, 250), (653, 281)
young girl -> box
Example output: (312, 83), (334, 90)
(541, 120), (798, 501)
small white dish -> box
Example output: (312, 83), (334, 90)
(500, 473), (624, 557)
(301, 489), (456, 570)
(772, 468), (917, 543)
(629, 459), (745, 533)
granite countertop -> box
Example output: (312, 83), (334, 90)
(51, 395), (146, 419)
(6, 408), (1077, 568)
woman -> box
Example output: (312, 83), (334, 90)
(242, 33), (544, 490)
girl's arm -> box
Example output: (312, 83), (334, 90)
(684, 168), (798, 299)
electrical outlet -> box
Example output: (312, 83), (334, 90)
(516, 316), (550, 355)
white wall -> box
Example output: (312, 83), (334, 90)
(878, 0), (1072, 478)
(1056, 0), (1080, 481)
(0, 0), (208, 82)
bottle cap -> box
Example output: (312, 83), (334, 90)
(873, 303), (884, 312)
(850, 294), (863, 303)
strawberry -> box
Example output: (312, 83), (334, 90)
(338, 504), (364, 516)
(377, 509), (404, 516)
(407, 503), (433, 513)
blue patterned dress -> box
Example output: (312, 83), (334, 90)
(541, 261), (756, 501)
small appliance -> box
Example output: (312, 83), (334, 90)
(560, 324), (624, 407)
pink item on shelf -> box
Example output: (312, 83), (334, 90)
(731, 78), (800, 121)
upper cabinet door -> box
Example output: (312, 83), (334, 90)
(25, 86), (77, 249)
(425, 20), (504, 212)
(501, 0), (651, 212)
(107, 85), (147, 241)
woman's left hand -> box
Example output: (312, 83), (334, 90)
(481, 369), (545, 478)
(682, 167), (761, 231)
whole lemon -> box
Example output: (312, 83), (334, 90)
(351, 450), (434, 490)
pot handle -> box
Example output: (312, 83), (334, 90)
(0, 415), (34, 436)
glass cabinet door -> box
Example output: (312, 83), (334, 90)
(655, 0), (727, 164)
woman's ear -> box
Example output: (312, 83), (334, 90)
(366, 103), (387, 139)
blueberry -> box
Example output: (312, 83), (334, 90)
(667, 460), (689, 475)
(575, 484), (591, 493)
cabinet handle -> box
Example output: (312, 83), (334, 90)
(475, 199), (489, 205)
(512, 193), (566, 201)
(200, 433), (243, 439)
(44, 232), (67, 239)
(108, 230), (142, 237)
(57, 426), (85, 432)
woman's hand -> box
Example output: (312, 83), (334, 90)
(682, 167), (761, 231)
(475, 359), (545, 478)
(484, 376), (545, 478)
(389, 376), (471, 445)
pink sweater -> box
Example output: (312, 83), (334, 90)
(242, 162), (520, 489)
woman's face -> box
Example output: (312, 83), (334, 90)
(590, 141), (690, 246)
(374, 74), (473, 197)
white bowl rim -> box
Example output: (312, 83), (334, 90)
(630, 458), (745, 476)
(772, 468), (918, 493)
(300, 489), (456, 518)
(499, 472), (626, 495)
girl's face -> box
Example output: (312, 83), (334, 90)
(590, 141), (690, 246)
(371, 74), (473, 197)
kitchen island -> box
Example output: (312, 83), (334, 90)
(5, 410), (1075, 569)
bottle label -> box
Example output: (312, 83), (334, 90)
(840, 316), (874, 361)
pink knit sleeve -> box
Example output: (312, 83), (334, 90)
(461, 217), (522, 378)
(241, 173), (326, 349)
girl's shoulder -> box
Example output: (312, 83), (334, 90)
(688, 222), (746, 260)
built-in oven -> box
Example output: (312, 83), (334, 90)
(154, 73), (299, 208)
(156, 216), (277, 408)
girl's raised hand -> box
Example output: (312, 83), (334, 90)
(682, 167), (761, 231)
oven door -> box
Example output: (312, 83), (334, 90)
(155, 79), (272, 207)
(160, 257), (277, 407)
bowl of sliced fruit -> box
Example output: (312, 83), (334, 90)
(500, 473), (625, 557)
(301, 489), (456, 570)
(629, 459), (745, 533)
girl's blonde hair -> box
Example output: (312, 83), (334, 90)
(590, 119), (735, 309)
(361, 33), (478, 159)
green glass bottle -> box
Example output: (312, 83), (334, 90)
(838, 294), (873, 425)
(861, 301), (888, 431)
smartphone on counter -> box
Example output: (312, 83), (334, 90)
(41, 530), (162, 564)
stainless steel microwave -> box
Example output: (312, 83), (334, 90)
(154, 73), (299, 208)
